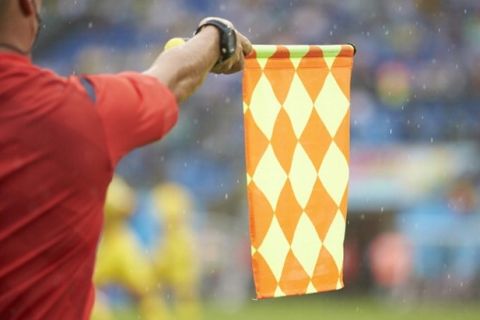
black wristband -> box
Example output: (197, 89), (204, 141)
(195, 19), (237, 63)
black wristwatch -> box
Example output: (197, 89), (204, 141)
(195, 18), (237, 63)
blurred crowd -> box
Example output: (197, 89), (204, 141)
(32, 0), (480, 317)
(350, 174), (480, 301)
(36, 0), (480, 189)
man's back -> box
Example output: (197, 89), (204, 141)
(0, 53), (112, 319)
(0, 3), (250, 317)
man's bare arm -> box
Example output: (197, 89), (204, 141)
(144, 21), (252, 103)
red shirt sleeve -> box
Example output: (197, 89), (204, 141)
(84, 72), (178, 166)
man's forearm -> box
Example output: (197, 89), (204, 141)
(143, 26), (220, 103)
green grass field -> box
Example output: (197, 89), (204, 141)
(204, 296), (480, 320)
(113, 295), (480, 320)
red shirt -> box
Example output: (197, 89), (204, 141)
(0, 53), (178, 319)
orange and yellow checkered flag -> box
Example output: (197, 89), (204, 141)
(243, 44), (355, 299)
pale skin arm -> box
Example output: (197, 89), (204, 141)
(144, 22), (253, 103)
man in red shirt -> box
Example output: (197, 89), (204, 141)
(0, 0), (252, 319)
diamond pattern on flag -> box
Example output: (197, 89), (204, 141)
(243, 44), (355, 299)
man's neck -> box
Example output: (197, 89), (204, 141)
(0, 18), (35, 57)
(0, 43), (31, 56)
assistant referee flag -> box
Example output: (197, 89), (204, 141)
(243, 44), (355, 298)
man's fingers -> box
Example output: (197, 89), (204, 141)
(226, 55), (244, 74)
(237, 31), (253, 57)
(211, 55), (243, 74)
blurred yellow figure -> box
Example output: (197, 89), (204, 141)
(93, 176), (168, 320)
(151, 183), (202, 320)
(91, 291), (113, 320)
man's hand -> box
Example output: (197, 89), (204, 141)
(196, 17), (253, 74)
(144, 17), (252, 103)
(211, 30), (252, 74)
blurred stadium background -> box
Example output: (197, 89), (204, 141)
(36, 0), (480, 319)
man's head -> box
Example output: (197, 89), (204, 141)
(0, 0), (43, 55)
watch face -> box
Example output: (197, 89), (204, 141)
(226, 29), (237, 56)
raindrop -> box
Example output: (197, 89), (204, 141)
(88, 22), (93, 29)
(225, 193), (229, 200)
